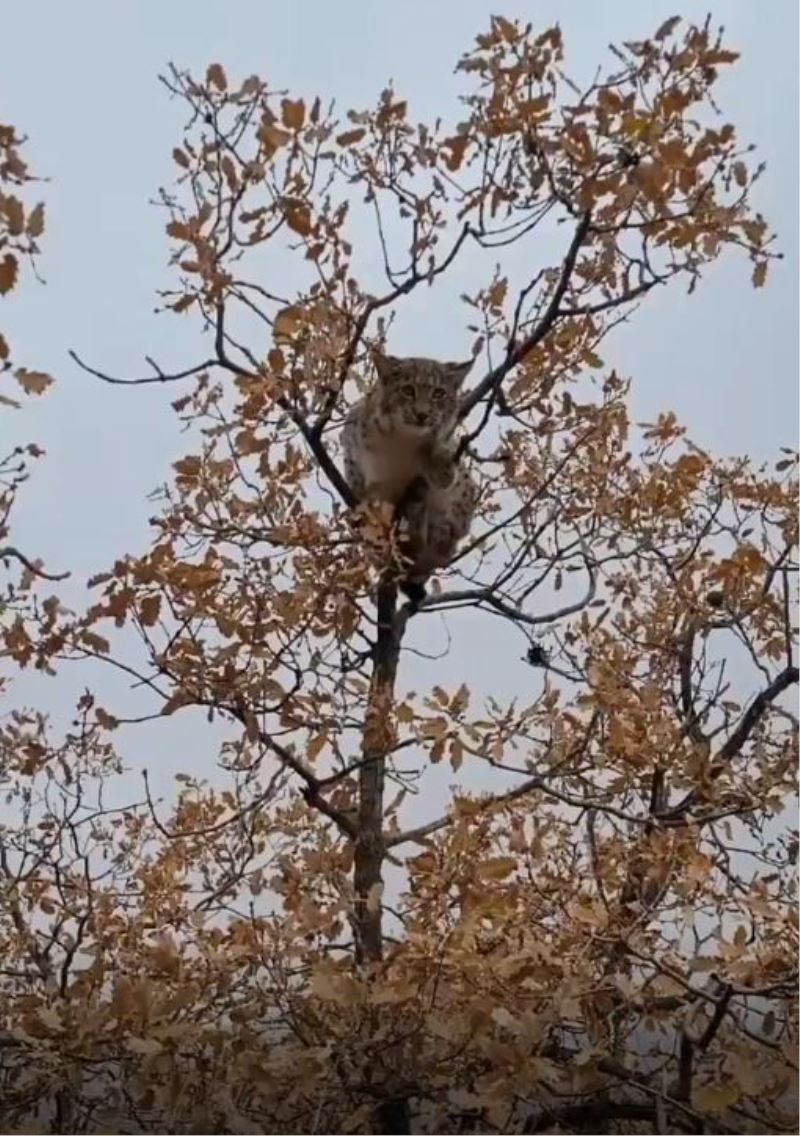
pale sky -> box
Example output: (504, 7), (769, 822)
(3, 1), (798, 812)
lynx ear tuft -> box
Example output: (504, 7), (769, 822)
(374, 353), (403, 382)
(444, 358), (473, 386)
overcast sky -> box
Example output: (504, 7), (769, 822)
(3, 1), (797, 812)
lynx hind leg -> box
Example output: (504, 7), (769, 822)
(426, 516), (461, 571)
(407, 508), (459, 579)
(425, 447), (457, 490)
(394, 497), (432, 603)
(398, 501), (469, 606)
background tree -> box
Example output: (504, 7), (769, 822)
(1, 14), (797, 1135)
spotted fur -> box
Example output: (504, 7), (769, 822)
(342, 354), (471, 500)
(342, 353), (476, 590)
(399, 470), (477, 587)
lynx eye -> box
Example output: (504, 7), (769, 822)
(401, 384), (416, 399)
(431, 387), (447, 402)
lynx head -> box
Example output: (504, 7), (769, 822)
(373, 353), (472, 438)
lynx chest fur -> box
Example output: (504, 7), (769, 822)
(342, 354), (471, 503)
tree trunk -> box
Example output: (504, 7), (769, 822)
(353, 577), (402, 964)
(354, 576), (411, 1133)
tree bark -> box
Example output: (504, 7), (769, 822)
(354, 576), (411, 1133)
(354, 577), (402, 962)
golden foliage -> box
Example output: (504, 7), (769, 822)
(0, 15), (797, 1136)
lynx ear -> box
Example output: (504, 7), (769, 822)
(443, 358), (473, 387)
(374, 353), (403, 382)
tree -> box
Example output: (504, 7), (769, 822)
(1, 14), (797, 1134)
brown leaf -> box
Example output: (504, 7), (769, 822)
(26, 202), (44, 238)
(274, 306), (303, 338)
(239, 75), (262, 98)
(0, 253), (18, 295)
(476, 857), (517, 881)
(2, 195), (24, 235)
(281, 98), (306, 131)
(442, 133), (470, 172)
(206, 63), (228, 91)
(582, 349), (603, 369)
(311, 966), (362, 1004)
(139, 595), (162, 627)
(449, 737), (464, 771)
(568, 898), (606, 927)
(732, 161), (748, 188)
(221, 154), (238, 190)
(258, 122), (292, 151)
(95, 706), (119, 730)
(82, 631), (110, 655)
(307, 732), (328, 760)
(284, 201), (313, 236)
(15, 368), (53, 396)
(174, 455), (201, 478)
(451, 682), (470, 715)
(429, 737), (445, 763)
(654, 16), (681, 40)
(703, 50), (740, 66)
(752, 261), (767, 288)
(336, 128), (367, 147)
(166, 220), (193, 241)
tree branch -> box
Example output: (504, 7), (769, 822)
(678, 619), (707, 747)
(458, 210), (592, 419)
(0, 545), (70, 582)
(666, 664), (799, 818)
(714, 664), (799, 767)
(417, 563), (597, 628)
(386, 769), (553, 848)
(227, 696), (358, 839)
(69, 349), (214, 387)
(310, 223), (474, 441)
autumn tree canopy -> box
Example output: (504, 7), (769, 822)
(1, 14), (797, 1135)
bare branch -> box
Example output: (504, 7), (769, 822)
(419, 560), (597, 628)
(459, 211), (592, 419)
(310, 223), (474, 440)
(714, 664), (799, 767)
(666, 664), (799, 817)
(69, 349), (214, 387)
(0, 545), (70, 582)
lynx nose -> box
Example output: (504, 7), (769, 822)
(412, 411), (428, 426)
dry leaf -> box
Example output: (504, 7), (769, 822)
(281, 98), (306, 131)
(0, 253), (18, 295)
(206, 63), (227, 91)
(15, 368), (53, 395)
(26, 202), (44, 238)
(477, 857), (517, 881)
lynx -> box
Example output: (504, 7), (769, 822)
(342, 353), (477, 595)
